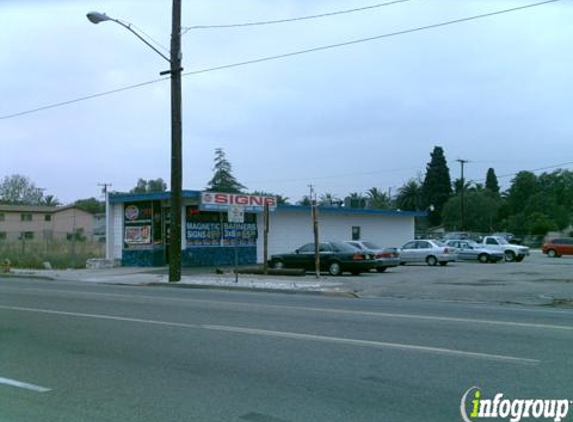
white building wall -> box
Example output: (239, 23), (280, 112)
(108, 203), (123, 260)
(256, 208), (415, 263)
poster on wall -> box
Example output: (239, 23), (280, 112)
(124, 225), (151, 245)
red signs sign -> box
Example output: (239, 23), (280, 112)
(201, 192), (276, 212)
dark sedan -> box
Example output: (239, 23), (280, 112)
(270, 241), (378, 276)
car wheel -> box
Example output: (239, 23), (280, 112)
(478, 254), (489, 263)
(272, 260), (284, 270)
(328, 262), (342, 276)
(376, 267), (388, 273)
(426, 256), (438, 266)
(351, 271), (361, 276)
(514, 255), (525, 262)
(547, 249), (559, 258)
(439, 261), (448, 266)
(504, 250), (516, 262)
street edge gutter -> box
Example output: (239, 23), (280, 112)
(139, 282), (360, 298)
(0, 273), (55, 282)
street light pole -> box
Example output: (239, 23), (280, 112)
(87, 1), (183, 282)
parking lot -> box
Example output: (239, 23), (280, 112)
(338, 250), (573, 306)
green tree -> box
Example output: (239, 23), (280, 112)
(0, 174), (44, 205)
(421, 146), (452, 226)
(206, 148), (246, 193)
(42, 195), (61, 206)
(74, 198), (105, 214)
(130, 178), (167, 194)
(319, 193), (340, 206)
(345, 192), (367, 208)
(395, 179), (423, 211)
(297, 195), (312, 206)
(442, 190), (501, 232)
(506, 171), (538, 214)
(485, 168), (500, 194)
(366, 187), (390, 209)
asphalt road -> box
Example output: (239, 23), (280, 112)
(1, 278), (572, 422)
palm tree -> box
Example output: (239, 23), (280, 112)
(366, 187), (390, 209)
(345, 192), (367, 208)
(42, 195), (61, 207)
(319, 193), (340, 206)
(396, 179), (423, 211)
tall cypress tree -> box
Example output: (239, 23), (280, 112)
(485, 168), (500, 194)
(206, 148), (246, 193)
(421, 146), (452, 226)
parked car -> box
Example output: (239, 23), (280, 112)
(270, 241), (378, 275)
(444, 240), (504, 263)
(492, 232), (523, 245)
(344, 240), (401, 272)
(399, 239), (457, 266)
(542, 238), (573, 257)
(480, 236), (530, 262)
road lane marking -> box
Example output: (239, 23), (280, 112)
(0, 377), (51, 393)
(202, 325), (540, 365)
(1, 286), (572, 331)
(0, 305), (539, 365)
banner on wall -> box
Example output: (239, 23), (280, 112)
(186, 221), (257, 247)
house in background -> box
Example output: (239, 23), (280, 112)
(0, 205), (96, 242)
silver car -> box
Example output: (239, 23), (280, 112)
(344, 240), (401, 272)
(399, 239), (457, 266)
(445, 240), (504, 263)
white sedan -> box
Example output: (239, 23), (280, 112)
(399, 239), (457, 266)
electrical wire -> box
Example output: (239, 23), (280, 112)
(181, 0), (414, 32)
(0, 0), (563, 121)
(472, 161), (573, 182)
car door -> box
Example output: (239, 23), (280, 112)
(291, 243), (315, 269)
(457, 241), (475, 260)
(416, 240), (433, 261)
(400, 241), (418, 262)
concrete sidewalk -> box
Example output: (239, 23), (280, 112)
(3, 266), (353, 296)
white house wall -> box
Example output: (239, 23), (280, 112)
(108, 203), (123, 260)
(256, 209), (415, 263)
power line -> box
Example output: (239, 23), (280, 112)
(0, 77), (169, 120)
(0, 0), (563, 121)
(472, 161), (573, 182)
(182, 0), (414, 32)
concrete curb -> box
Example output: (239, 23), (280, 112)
(143, 282), (360, 298)
(0, 273), (56, 282)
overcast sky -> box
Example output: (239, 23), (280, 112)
(1, 0), (572, 204)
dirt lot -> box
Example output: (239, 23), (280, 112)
(339, 250), (573, 306)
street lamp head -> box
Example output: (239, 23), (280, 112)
(86, 11), (111, 24)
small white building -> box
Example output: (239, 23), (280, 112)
(106, 191), (425, 267)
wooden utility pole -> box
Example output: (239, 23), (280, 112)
(263, 202), (270, 275)
(168, 0), (183, 282)
(456, 159), (469, 231)
(309, 185), (320, 279)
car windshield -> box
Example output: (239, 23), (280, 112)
(497, 237), (510, 245)
(362, 241), (381, 249)
(467, 241), (480, 248)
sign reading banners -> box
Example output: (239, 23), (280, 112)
(201, 192), (276, 212)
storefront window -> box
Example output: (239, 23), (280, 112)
(185, 206), (257, 247)
(123, 202), (153, 249)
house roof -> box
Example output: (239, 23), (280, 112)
(108, 191), (427, 217)
(0, 204), (90, 214)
